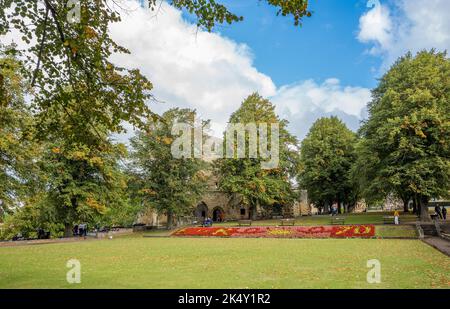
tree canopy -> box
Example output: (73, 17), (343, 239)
(214, 93), (299, 218)
(358, 50), (450, 221)
(0, 53), (40, 216)
(129, 108), (208, 228)
(298, 116), (358, 213)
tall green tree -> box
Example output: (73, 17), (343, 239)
(129, 108), (208, 228)
(298, 117), (358, 213)
(359, 50), (450, 221)
(215, 93), (299, 219)
(39, 133), (129, 236)
(0, 52), (40, 218)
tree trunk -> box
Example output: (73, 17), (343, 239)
(403, 199), (409, 213)
(250, 205), (257, 220)
(64, 224), (72, 238)
(324, 203), (330, 214)
(412, 198), (417, 215)
(166, 210), (174, 229)
(419, 197), (431, 222)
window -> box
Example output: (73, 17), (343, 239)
(240, 208), (246, 216)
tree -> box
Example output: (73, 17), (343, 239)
(129, 108), (208, 229)
(215, 93), (299, 219)
(0, 51), (41, 218)
(298, 117), (358, 213)
(0, 192), (64, 240)
(352, 138), (414, 213)
(40, 126), (129, 235)
(359, 50), (450, 221)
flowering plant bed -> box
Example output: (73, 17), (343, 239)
(172, 225), (375, 238)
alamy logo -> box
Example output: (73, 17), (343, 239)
(367, 0), (381, 9)
(66, 259), (81, 284)
(171, 121), (280, 169)
(366, 259), (381, 284)
(66, 0), (81, 24)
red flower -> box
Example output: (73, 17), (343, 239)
(172, 225), (375, 238)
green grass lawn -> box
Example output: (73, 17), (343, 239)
(0, 236), (448, 289)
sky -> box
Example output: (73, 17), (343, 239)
(5, 0), (450, 142)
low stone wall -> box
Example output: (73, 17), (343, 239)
(95, 228), (133, 239)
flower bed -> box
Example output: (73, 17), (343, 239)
(172, 225), (375, 238)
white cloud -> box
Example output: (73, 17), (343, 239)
(109, 1), (370, 141)
(110, 1), (276, 138)
(271, 79), (371, 139)
(357, 3), (392, 55)
(358, 0), (450, 68)
(273, 79), (370, 118)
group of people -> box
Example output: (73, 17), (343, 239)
(330, 204), (339, 216)
(73, 223), (88, 237)
(203, 217), (213, 227)
(434, 206), (448, 220)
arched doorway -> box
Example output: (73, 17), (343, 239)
(272, 203), (283, 216)
(194, 202), (208, 220)
(212, 207), (225, 222)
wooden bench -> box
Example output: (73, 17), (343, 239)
(280, 219), (295, 226)
(330, 217), (345, 225)
(238, 220), (252, 226)
(430, 214), (439, 221)
(383, 216), (396, 224)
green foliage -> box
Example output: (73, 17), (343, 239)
(358, 50), (450, 220)
(0, 193), (65, 240)
(129, 109), (208, 228)
(0, 52), (41, 217)
(266, 0), (312, 26)
(1, 0), (154, 137)
(298, 116), (358, 211)
(154, 0), (312, 30)
(215, 93), (299, 217)
(39, 132), (129, 232)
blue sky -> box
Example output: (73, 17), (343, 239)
(109, 0), (450, 141)
(213, 0), (381, 89)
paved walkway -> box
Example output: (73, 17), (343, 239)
(422, 236), (450, 257)
(0, 237), (97, 248)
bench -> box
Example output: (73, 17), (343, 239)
(330, 217), (345, 225)
(280, 219), (295, 226)
(238, 220), (252, 226)
(383, 216), (397, 224)
(430, 214), (439, 221)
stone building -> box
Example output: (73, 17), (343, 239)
(136, 175), (306, 227)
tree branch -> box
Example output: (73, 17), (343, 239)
(31, 6), (50, 87)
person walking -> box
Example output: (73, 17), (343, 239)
(394, 210), (400, 225)
(442, 206), (447, 220)
(435, 206), (443, 219)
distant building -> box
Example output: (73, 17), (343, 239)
(136, 175), (302, 227)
